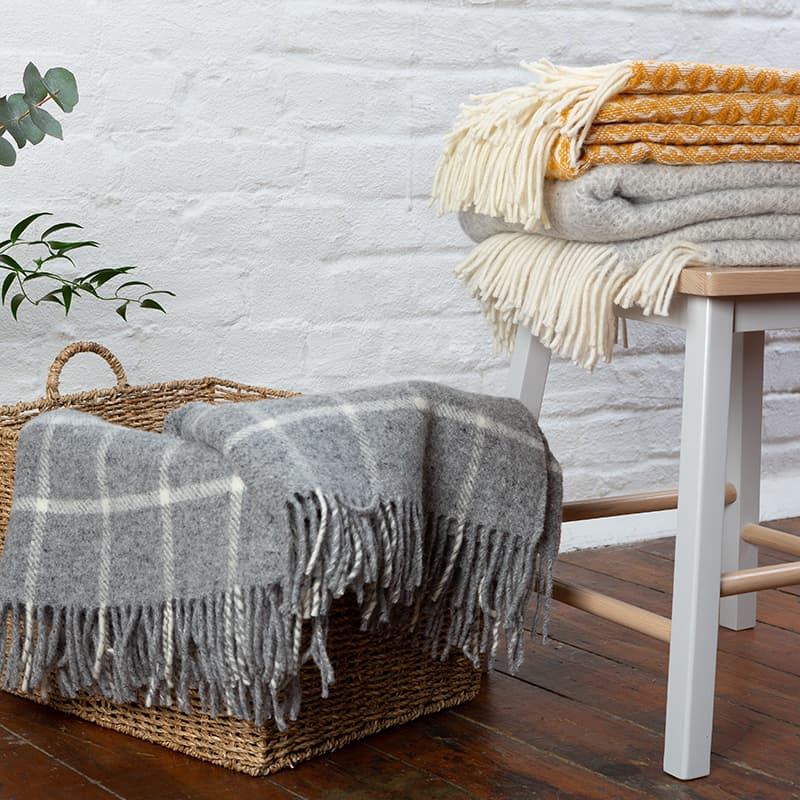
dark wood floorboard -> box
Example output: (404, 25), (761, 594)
(1, 534), (799, 798)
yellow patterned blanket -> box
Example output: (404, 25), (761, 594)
(433, 60), (800, 229)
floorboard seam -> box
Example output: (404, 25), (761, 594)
(361, 738), (480, 798)
(715, 756), (800, 794)
(447, 709), (652, 798)
(487, 673), (658, 737)
(477, 673), (797, 790)
(264, 775), (309, 799)
(494, 658), (792, 784)
(0, 720), (128, 800)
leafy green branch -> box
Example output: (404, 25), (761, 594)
(0, 63), (78, 167)
(0, 213), (175, 321)
(2, 63), (175, 320)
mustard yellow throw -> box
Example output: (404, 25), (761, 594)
(433, 60), (800, 229)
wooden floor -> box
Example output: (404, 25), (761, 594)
(2, 529), (800, 799)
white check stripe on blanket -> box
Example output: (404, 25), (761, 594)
(224, 395), (548, 455)
(14, 476), (244, 515)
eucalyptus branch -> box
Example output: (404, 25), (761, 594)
(0, 213), (174, 321)
(0, 63), (78, 167)
(0, 91), (60, 139)
(2, 65), (175, 323)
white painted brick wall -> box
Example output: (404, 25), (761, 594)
(3, 0), (800, 549)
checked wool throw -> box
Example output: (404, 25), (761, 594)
(0, 382), (561, 728)
(432, 59), (800, 369)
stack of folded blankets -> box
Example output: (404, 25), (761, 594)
(433, 59), (800, 368)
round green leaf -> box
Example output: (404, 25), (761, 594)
(43, 68), (79, 113)
(0, 135), (16, 166)
(0, 97), (26, 148)
(22, 63), (48, 104)
(28, 105), (63, 140)
(0, 95), (28, 148)
(19, 113), (45, 145)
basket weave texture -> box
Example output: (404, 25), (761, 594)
(0, 342), (482, 775)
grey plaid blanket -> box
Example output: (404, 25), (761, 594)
(0, 381), (561, 728)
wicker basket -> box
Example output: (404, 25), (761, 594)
(0, 341), (482, 775)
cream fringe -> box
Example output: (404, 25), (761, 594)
(432, 60), (633, 230)
(455, 234), (708, 369)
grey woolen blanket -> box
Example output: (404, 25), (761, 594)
(0, 381), (561, 728)
(454, 162), (800, 368)
(459, 162), (800, 266)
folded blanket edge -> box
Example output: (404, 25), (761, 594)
(431, 59), (634, 229)
(456, 232), (708, 368)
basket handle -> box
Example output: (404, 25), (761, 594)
(45, 341), (129, 404)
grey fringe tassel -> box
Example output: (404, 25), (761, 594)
(0, 491), (557, 728)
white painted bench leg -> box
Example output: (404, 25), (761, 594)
(664, 296), (734, 780)
(506, 325), (551, 421)
(719, 331), (764, 631)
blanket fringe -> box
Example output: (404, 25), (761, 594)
(0, 492), (557, 728)
(455, 233), (707, 369)
(432, 59), (632, 229)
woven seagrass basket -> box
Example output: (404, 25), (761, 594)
(0, 341), (482, 775)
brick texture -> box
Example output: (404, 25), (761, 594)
(2, 0), (800, 548)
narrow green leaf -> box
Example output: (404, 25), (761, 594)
(10, 294), (24, 319)
(23, 272), (50, 281)
(117, 280), (153, 292)
(10, 212), (51, 243)
(0, 253), (23, 271)
(140, 298), (166, 313)
(86, 266), (136, 285)
(115, 303), (128, 320)
(61, 286), (72, 314)
(142, 289), (177, 298)
(22, 63), (48, 104)
(1, 273), (15, 303)
(40, 291), (64, 306)
(40, 253), (75, 269)
(48, 240), (98, 252)
(89, 268), (124, 287)
(28, 105), (63, 140)
(77, 283), (98, 297)
(0, 136), (16, 166)
(42, 67), (79, 113)
(41, 221), (83, 239)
